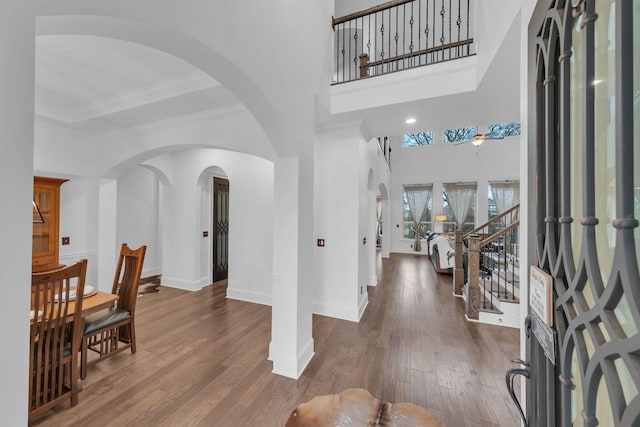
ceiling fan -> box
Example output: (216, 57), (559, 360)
(454, 132), (504, 146)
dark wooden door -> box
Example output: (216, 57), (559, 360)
(520, 1), (640, 426)
(213, 177), (229, 282)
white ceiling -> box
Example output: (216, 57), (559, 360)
(35, 35), (241, 133)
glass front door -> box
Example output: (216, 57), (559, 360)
(527, 1), (640, 425)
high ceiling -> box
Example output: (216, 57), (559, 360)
(35, 35), (241, 133)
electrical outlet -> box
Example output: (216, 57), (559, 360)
(203, 231), (209, 237)
(61, 236), (70, 245)
(317, 239), (325, 247)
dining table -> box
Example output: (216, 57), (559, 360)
(68, 289), (118, 317)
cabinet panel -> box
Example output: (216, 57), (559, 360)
(32, 177), (67, 272)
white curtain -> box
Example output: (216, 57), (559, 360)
(376, 197), (383, 239)
(490, 181), (520, 216)
(443, 182), (477, 229)
(405, 185), (432, 251)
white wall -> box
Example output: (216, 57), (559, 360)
(313, 126), (361, 321)
(0, 1), (34, 423)
(59, 176), (100, 286)
(141, 149), (274, 302)
(314, 123), (391, 322)
(117, 166), (161, 277)
(390, 133), (520, 254)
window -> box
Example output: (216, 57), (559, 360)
(443, 126), (477, 143)
(403, 131), (433, 147)
(487, 121), (521, 139)
(488, 181), (520, 234)
(442, 182), (477, 232)
(402, 185), (433, 238)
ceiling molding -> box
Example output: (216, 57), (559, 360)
(98, 103), (249, 136)
(74, 71), (219, 123)
(36, 69), (219, 124)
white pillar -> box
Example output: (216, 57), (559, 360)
(0, 1), (34, 423)
(161, 157), (201, 291)
(97, 178), (118, 291)
(367, 192), (378, 286)
(269, 150), (314, 379)
(381, 199), (391, 258)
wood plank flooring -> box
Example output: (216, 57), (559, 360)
(31, 253), (521, 427)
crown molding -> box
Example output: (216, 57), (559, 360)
(35, 63), (219, 124)
(73, 70), (219, 122)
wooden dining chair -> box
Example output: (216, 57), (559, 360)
(81, 243), (146, 379)
(29, 259), (88, 418)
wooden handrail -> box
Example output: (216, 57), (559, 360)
(364, 38), (474, 69)
(479, 221), (520, 247)
(464, 203), (520, 239)
(332, 0), (414, 28)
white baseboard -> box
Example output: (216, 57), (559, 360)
(367, 275), (377, 286)
(269, 337), (315, 379)
(358, 292), (369, 320)
(161, 276), (202, 292)
(226, 288), (272, 306)
(390, 248), (429, 256)
(59, 251), (97, 262)
(313, 301), (359, 322)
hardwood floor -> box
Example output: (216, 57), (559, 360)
(31, 253), (520, 427)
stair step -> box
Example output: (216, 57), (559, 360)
(494, 270), (519, 284)
(479, 304), (503, 315)
(478, 280), (520, 305)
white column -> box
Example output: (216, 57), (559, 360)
(97, 178), (118, 291)
(160, 158), (201, 291)
(269, 150), (314, 379)
(367, 192), (377, 286)
(381, 199), (391, 258)
(0, 1), (34, 423)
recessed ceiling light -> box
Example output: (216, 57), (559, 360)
(405, 117), (416, 124)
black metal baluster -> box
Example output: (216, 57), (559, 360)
(335, 22), (339, 82)
(403, 4), (406, 69)
(387, 9), (391, 73)
(396, 6), (400, 71)
(375, 12), (378, 77)
(466, 0), (470, 55)
(354, 20), (360, 80)
(368, 14), (371, 76)
(432, 0), (436, 62)
(449, 0), (452, 59)
(425, 0), (429, 64)
(456, 0), (462, 57)
(361, 16), (365, 79)
(341, 23), (345, 82)
(417, 0), (420, 65)
(440, 0), (445, 62)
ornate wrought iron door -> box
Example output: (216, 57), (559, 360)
(213, 177), (229, 282)
(526, 1), (640, 426)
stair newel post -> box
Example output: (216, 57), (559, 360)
(454, 229), (464, 295)
(359, 53), (370, 78)
(466, 234), (480, 320)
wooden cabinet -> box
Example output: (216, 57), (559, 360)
(32, 176), (67, 272)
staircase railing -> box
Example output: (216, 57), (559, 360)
(332, 0), (475, 84)
(453, 204), (520, 320)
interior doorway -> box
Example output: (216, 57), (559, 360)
(213, 177), (229, 282)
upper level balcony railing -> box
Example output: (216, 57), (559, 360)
(332, 0), (475, 84)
